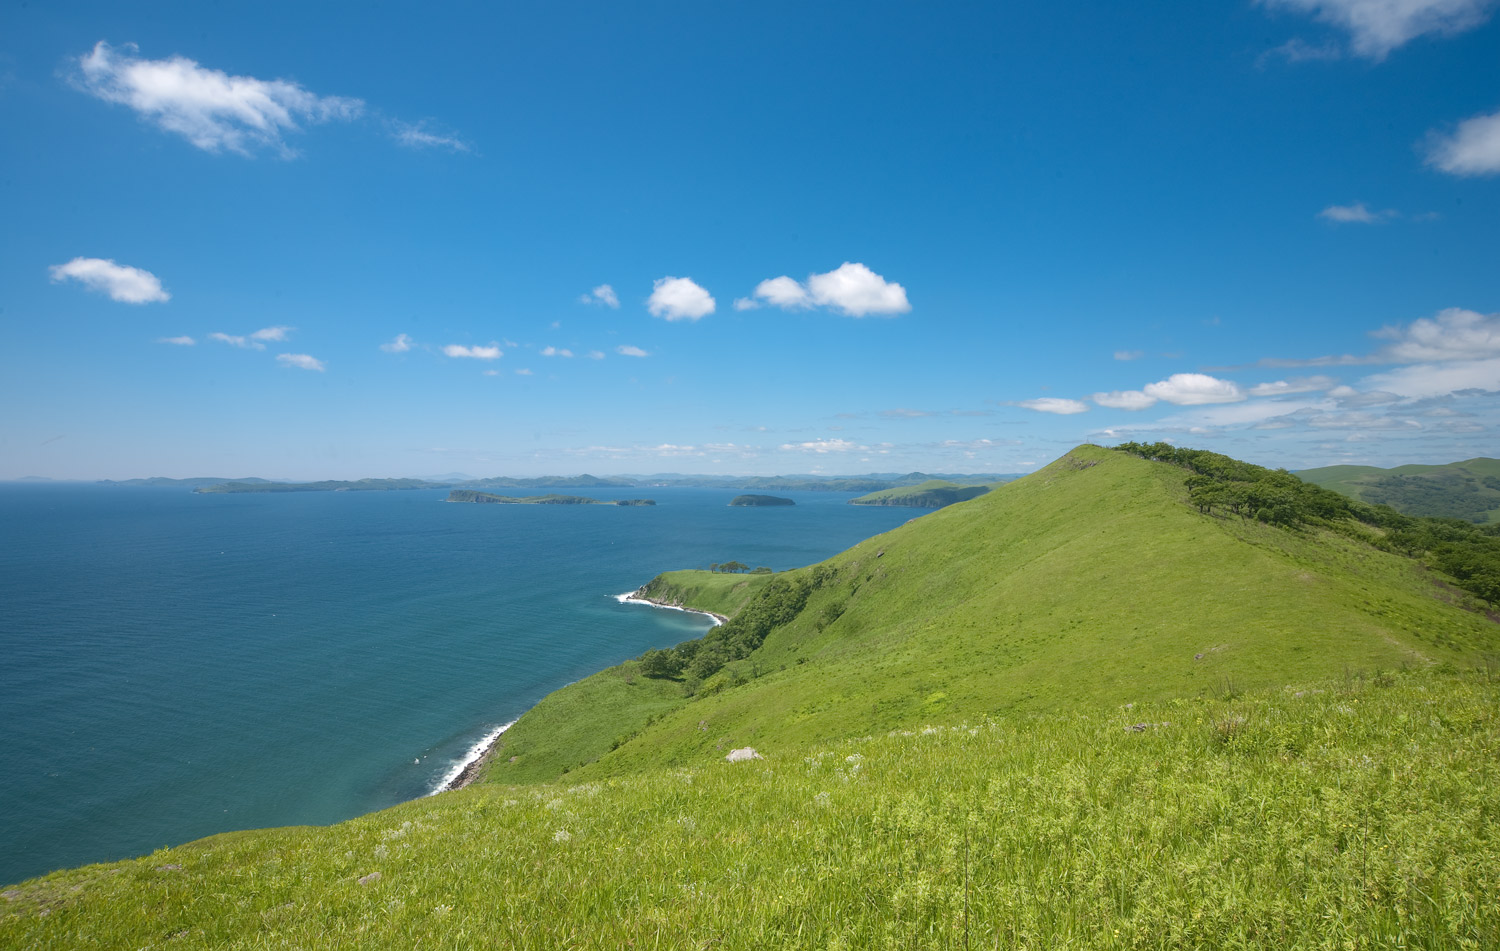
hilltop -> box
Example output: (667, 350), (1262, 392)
(1298, 457), (1500, 524)
(5, 445), (1498, 949)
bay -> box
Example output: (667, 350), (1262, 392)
(0, 484), (913, 885)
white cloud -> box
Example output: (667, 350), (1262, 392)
(779, 438), (863, 453)
(1142, 373), (1246, 405)
(1259, 0), (1497, 59)
(585, 350), (605, 360)
(616, 345), (649, 357)
(276, 353), (325, 371)
(881, 408), (935, 418)
(1113, 350), (1144, 361)
(73, 41), (363, 156)
(443, 344), (502, 360)
(49, 257), (169, 304)
(1426, 107), (1500, 176)
(391, 120), (469, 153)
(158, 335), (195, 345)
(1363, 357), (1500, 398)
(1247, 375), (1338, 396)
(647, 276), (716, 321)
(738, 263), (910, 317)
(806, 262), (910, 317)
(1318, 202), (1392, 223)
(1017, 397), (1089, 415)
(380, 333), (413, 353)
(209, 326), (290, 350)
(541, 346), (574, 358)
(1374, 307), (1500, 362)
(483, 369), (499, 377)
(1092, 390), (1158, 410)
(579, 284), (620, 308)
(745, 275), (811, 311)
(515, 368), (534, 376)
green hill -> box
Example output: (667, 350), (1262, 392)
(6, 445), (1499, 949)
(1299, 457), (1500, 523)
(847, 478), (993, 508)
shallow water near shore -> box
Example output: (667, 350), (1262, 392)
(0, 483), (914, 885)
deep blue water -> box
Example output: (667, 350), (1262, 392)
(0, 484), (913, 885)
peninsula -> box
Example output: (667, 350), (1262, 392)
(445, 490), (654, 505)
(848, 478), (992, 508)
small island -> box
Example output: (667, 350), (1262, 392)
(446, 490), (655, 506)
(728, 494), (795, 507)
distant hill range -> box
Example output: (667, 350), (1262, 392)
(1297, 457), (1500, 524)
(170, 471), (1021, 495)
(848, 479), (995, 508)
(446, 490), (654, 506)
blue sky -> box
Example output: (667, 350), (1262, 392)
(2, 1), (1496, 480)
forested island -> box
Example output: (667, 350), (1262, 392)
(445, 490), (655, 506)
(728, 494), (795, 507)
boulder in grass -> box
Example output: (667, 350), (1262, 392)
(725, 747), (763, 762)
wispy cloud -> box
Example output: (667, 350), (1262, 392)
(72, 41), (363, 156)
(616, 345), (649, 357)
(1259, 0), (1497, 60)
(390, 119), (470, 152)
(1092, 390), (1158, 410)
(541, 346), (574, 358)
(1426, 107), (1500, 176)
(881, 408), (935, 418)
(778, 438), (865, 453)
(1318, 202), (1395, 223)
(1016, 398), (1089, 415)
(276, 353), (325, 372)
(158, 335), (195, 346)
(49, 257), (169, 304)
(1113, 350), (1144, 361)
(1246, 375), (1338, 396)
(380, 333), (413, 353)
(648, 277), (716, 321)
(737, 263), (910, 317)
(209, 326), (292, 350)
(579, 284), (619, 308)
(442, 344), (502, 360)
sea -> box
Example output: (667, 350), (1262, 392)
(0, 483), (915, 885)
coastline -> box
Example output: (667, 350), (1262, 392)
(614, 589), (727, 626)
(437, 589), (723, 795)
(435, 720), (517, 794)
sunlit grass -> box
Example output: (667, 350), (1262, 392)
(5, 667), (1496, 949)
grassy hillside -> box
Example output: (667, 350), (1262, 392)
(7, 444), (1499, 948)
(1300, 457), (1500, 523)
(848, 478), (992, 508)
(485, 446), (1495, 785)
(4, 667), (1496, 949)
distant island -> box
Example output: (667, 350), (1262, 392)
(148, 470), (1020, 495)
(849, 479), (993, 508)
(729, 494), (795, 507)
(446, 490), (655, 506)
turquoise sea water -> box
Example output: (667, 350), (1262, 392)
(0, 484), (914, 885)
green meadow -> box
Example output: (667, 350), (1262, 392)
(5, 445), (1498, 949)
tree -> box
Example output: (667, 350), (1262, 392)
(638, 648), (683, 679)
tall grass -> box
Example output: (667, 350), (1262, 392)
(6, 667), (1496, 949)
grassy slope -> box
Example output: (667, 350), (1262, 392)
(487, 570), (771, 783)
(5, 667), (1497, 949)
(531, 446), (1494, 782)
(1300, 457), (1500, 522)
(8, 445), (1500, 948)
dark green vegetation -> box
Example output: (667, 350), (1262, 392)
(7, 446), (1499, 949)
(1299, 457), (1500, 524)
(705, 562), (771, 574)
(728, 494), (794, 506)
(197, 478), (440, 494)
(849, 479), (992, 508)
(1116, 441), (1500, 606)
(444, 490), (655, 506)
